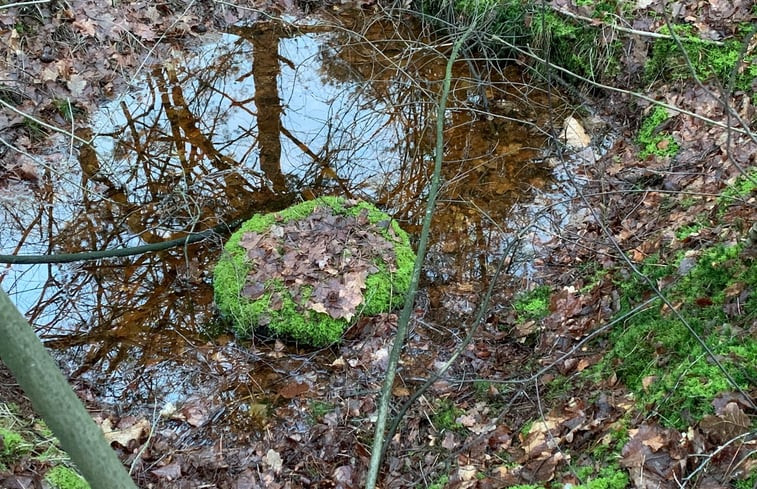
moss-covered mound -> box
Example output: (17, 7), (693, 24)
(213, 197), (415, 346)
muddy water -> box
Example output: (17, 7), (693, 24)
(0, 13), (565, 413)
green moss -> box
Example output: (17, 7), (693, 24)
(636, 106), (679, 158)
(432, 398), (464, 432)
(612, 253), (675, 310)
(519, 420), (534, 437)
(574, 465), (629, 489)
(45, 466), (90, 489)
(735, 472), (757, 489)
(590, 423), (629, 461)
(472, 380), (492, 398)
(426, 475), (450, 489)
(513, 285), (552, 321)
(675, 222), (705, 240)
(422, 0), (621, 83)
(580, 264), (609, 293)
(717, 168), (757, 215)
(530, 9), (621, 82)
(0, 427), (30, 461)
(645, 23), (757, 91)
(590, 243), (756, 428)
(213, 197), (415, 346)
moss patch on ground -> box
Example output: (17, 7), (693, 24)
(645, 23), (757, 95)
(512, 285), (552, 322)
(0, 402), (87, 486)
(214, 197), (415, 346)
(45, 466), (91, 489)
(636, 106), (679, 158)
(590, 243), (756, 428)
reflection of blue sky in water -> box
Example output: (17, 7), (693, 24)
(91, 31), (403, 196)
(0, 157), (86, 325)
(2, 28), (414, 337)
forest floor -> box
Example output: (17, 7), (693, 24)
(0, 0), (755, 488)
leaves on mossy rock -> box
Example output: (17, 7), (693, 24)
(238, 205), (399, 321)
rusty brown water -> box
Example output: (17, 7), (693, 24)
(0, 13), (568, 415)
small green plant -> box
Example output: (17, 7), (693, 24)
(431, 398), (464, 432)
(426, 474), (449, 489)
(45, 466), (91, 489)
(308, 401), (334, 422)
(636, 106), (679, 158)
(53, 99), (83, 123)
(513, 285), (552, 321)
(22, 117), (49, 140)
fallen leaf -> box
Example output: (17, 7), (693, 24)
(151, 462), (182, 480)
(333, 465), (354, 486)
(101, 417), (149, 447)
(265, 449), (283, 473)
(441, 431), (456, 450)
(457, 414), (477, 427)
(67, 74), (87, 98)
(73, 18), (97, 37)
(699, 402), (750, 444)
(458, 464), (477, 481)
(278, 381), (309, 399)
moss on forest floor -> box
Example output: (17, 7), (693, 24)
(0, 402), (89, 489)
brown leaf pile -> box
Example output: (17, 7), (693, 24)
(239, 205), (399, 321)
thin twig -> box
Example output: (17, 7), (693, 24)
(551, 6), (724, 45)
(0, 0), (50, 9)
(364, 22), (477, 489)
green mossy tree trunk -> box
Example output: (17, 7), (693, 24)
(0, 289), (138, 489)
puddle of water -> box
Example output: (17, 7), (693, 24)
(0, 13), (569, 411)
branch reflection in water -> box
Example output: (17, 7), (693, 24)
(0, 12), (565, 410)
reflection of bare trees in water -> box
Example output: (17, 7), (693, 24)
(316, 12), (567, 289)
(1, 12), (566, 392)
(2, 23), (307, 383)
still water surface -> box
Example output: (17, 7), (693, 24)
(0, 13), (570, 409)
